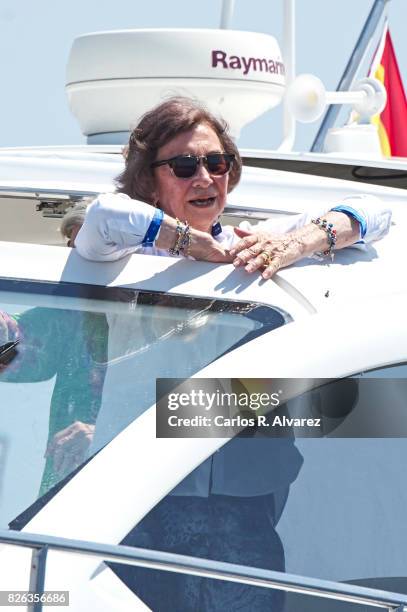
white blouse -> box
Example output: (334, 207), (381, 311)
(75, 192), (392, 262)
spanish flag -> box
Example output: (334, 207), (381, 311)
(369, 22), (407, 157)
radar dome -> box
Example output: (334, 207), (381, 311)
(66, 28), (285, 143)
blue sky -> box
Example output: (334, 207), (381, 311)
(1, 0), (406, 152)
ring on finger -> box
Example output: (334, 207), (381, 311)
(260, 251), (273, 267)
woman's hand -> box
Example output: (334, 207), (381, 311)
(188, 228), (233, 263)
(156, 216), (233, 263)
(230, 228), (305, 279)
(45, 421), (95, 476)
(230, 212), (361, 279)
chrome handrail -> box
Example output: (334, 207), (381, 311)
(0, 186), (97, 219)
(0, 186), (97, 201)
(0, 529), (406, 611)
(0, 186), (296, 220)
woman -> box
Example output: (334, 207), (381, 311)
(74, 97), (390, 611)
(75, 97), (391, 271)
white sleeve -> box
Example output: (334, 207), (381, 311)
(75, 193), (156, 261)
(331, 194), (392, 243)
(240, 195), (391, 244)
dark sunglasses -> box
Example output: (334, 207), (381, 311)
(151, 153), (235, 179)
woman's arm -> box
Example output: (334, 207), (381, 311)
(231, 195), (391, 279)
(75, 193), (232, 264)
(237, 195), (391, 244)
(231, 211), (359, 279)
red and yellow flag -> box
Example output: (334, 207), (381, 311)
(369, 23), (407, 157)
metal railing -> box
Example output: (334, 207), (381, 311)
(0, 186), (97, 219)
(0, 529), (406, 612)
(0, 185), (296, 221)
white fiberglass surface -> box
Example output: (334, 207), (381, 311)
(0, 279), (287, 531)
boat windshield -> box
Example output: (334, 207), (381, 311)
(0, 277), (288, 530)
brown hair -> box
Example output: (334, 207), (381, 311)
(60, 201), (90, 239)
(115, 97), (242, 203)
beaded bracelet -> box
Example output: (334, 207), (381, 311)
(312, 217), (337, 260)
(169, 218), (191, 256)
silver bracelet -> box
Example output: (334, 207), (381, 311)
(311, 217), (337, 261)
(168, 218), (191, 256)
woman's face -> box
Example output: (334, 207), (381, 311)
(152, 123), (228, 233)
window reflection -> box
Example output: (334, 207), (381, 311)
(0, 306), (109, 508)
(0, 285), (287, 529)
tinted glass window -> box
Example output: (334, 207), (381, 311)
(0, 279), (288, 530)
